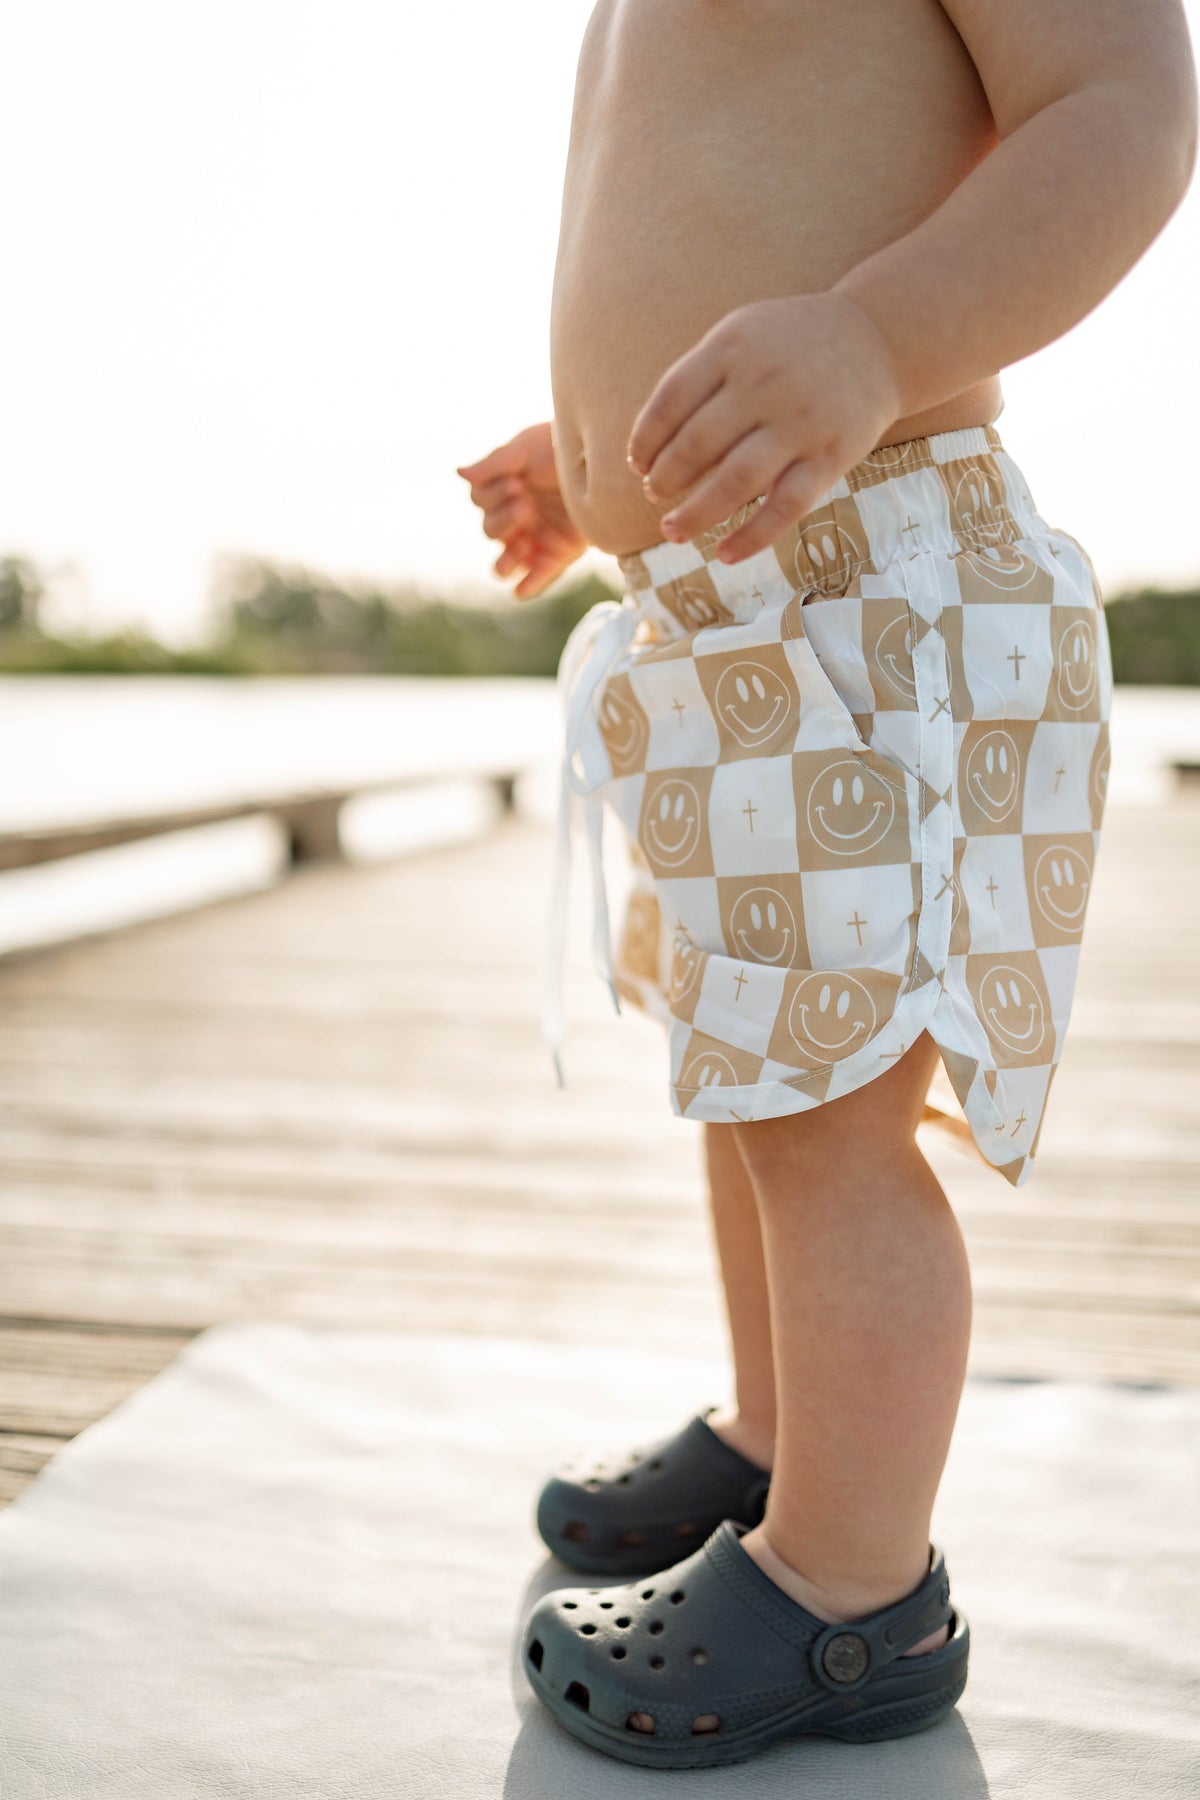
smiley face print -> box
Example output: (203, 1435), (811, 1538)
(871, 605), (918, 705)
(616, 887), (662, 985)
(786, 971), (877, 1062)
(637, 767), (714, 878)
(945, 456), (1015, 547)
(595, 673), (650, 777)
(667, 932), (705, 1017)
(968, 952), (1053, 1067)
(657, 567), (733, 635)
(1024, 833), (1094, 944)
(1056, 617), (1098, 712)
(725, 882), (803, 967)
(804, 756), (898, 860)
(1088, 726), (1111, 828)
(698, 641), (800, 760)
(957, 722), (1036, 835)
(675, 1031), (764, 1112)
(780, 497), (872, 595)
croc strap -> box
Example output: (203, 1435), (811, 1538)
(808, 1546), (954, 1695)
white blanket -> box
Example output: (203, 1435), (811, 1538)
(0, 1324), (1196, 1798)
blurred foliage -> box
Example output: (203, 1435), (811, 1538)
(0, 553), (1197, 682)
(1101, 586), (1200, 685)
(0, 556), (45, 632)
(0, 557), (613, 677)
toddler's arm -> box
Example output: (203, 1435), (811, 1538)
(628, 0), (1198, 564)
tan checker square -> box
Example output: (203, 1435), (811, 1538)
(967, 949), (1056, 1071)
(595, 670), (651, 778)
(790, 748), (913, 870)
(1043, 607), (1106, 723)
(1088, 724), (1111, 830)
(954, 543), (1056, 604)
(1023, 832), (1096, 946)
(656, 565), (735, 634)
(938, 454), (1020, 549)
(666, 931), (706, 1024)
(616, 885), (662, 985)
(674, 1029), (765, 1110)
(694, 640), (801, 762)
(862, 596), (919, 711)
(844, 438), (937, 494)
(772, 494), (876, 595)
(957, 718), (1038, 836)
(637, 765), (716, 879)
(716, 872), (809, 971)
(767, 964), (904, 1070)
(948, 834), (971, 959)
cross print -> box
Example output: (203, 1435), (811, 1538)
(1011, 1109), (1027, 1136)
(986, 875), (999, 908)
(750, 585), (764, 606)
(733, 968), (749, 1001)
(1053, 762), (1067, 792)
(934, 871), (954, 902)
(878, 1049), (903, 1058)
(900, 514), (922, 545)
(1007, 643), (1025, 680)
(847, 910), (868, 946)
(742, 798), (758, 832)
(671, 696), (686, 725)
(928, 694), (951, 721)
(1049, 543), (1062, 559)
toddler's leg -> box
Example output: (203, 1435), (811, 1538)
(701, 1123), (777, 1470)
(731, 1030), (971, 1647)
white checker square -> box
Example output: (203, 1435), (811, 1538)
(1022, 720), (1101, 833)
(959, 604), (1052, 722)
(870, 710), (922, 786)
(959, 834), (1032, 954)
(693, 960), (786, 1058)
(709, 758), (800, 877)
(1037, 942), (1083, 1032)
(629, 658), (720, 770)
(653, 875), (725, 952)
(799, 865), (917, 975)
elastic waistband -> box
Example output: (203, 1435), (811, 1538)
(616, 423), (1048, 608)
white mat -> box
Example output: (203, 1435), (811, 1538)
(0, 1325), (1196, 1799)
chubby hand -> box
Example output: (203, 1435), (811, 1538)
(625, 292), (902, 564)
(456, 421), (587, 600)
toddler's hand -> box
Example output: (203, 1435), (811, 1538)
(457, 421), (587, 600)
(625, 293), (902, 564)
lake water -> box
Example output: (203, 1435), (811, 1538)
(0, 676), (1197, 957)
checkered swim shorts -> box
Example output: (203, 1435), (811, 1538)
(543, 423), (1113, 1187)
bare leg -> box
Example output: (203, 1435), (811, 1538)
(700, 1121), (776, 1471)
(731, 1031), (971, 1656)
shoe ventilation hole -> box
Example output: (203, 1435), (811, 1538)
(584, 1478), (601, 1491)
(626, 1713), (655, 1734)
(560, 1600), (578, 1610)
(670, 1590), (686, 1604)
(611, 1647), (626, 1660)
(691, 1648), (708, 1665)
(565, 1682), (590, 1712)
(527, 1639), (543, 1670)
(616, 1616), (631, 1628)
(587, 1589), (599, 1595)
(580, 1623), (598, 1635)
(648, 1621), (664, 1635)
(562, 1522), (590, 1542)
(618, 1531), (645, 1548)
(617, 1474), (632, 1486)
(673, 1522), (700, 1539)
(641, 1588), (655, 1600)
(692, 1715), (721, 1735)
(649, 1655), (666, 1670)
(599, 1600), (614, 1610)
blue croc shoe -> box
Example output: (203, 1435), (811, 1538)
(534, 1405), (772, 1577)
(522, 1517), (968, 1769)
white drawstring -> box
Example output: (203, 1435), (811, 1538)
(541, 598), (642, 1087)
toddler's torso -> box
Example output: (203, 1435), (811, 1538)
(551, 0), (1004, 555)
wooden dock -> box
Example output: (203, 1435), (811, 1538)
(1, 791), (1198, 1507)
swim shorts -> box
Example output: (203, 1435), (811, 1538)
(542, 423), (1113, 1187)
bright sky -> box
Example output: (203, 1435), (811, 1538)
(2, 0), (1198, 643)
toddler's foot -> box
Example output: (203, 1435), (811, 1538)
(736, 1523), (950, 1657)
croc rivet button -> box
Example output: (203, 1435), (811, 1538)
(821, 1632), (870, 1684)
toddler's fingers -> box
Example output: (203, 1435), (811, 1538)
(627, 350), (726, 475)
(658, 427), (778, 541)
(457, 440), (524, 483)
(482, 496), (535, 542)
(714, 459), (827, 563)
